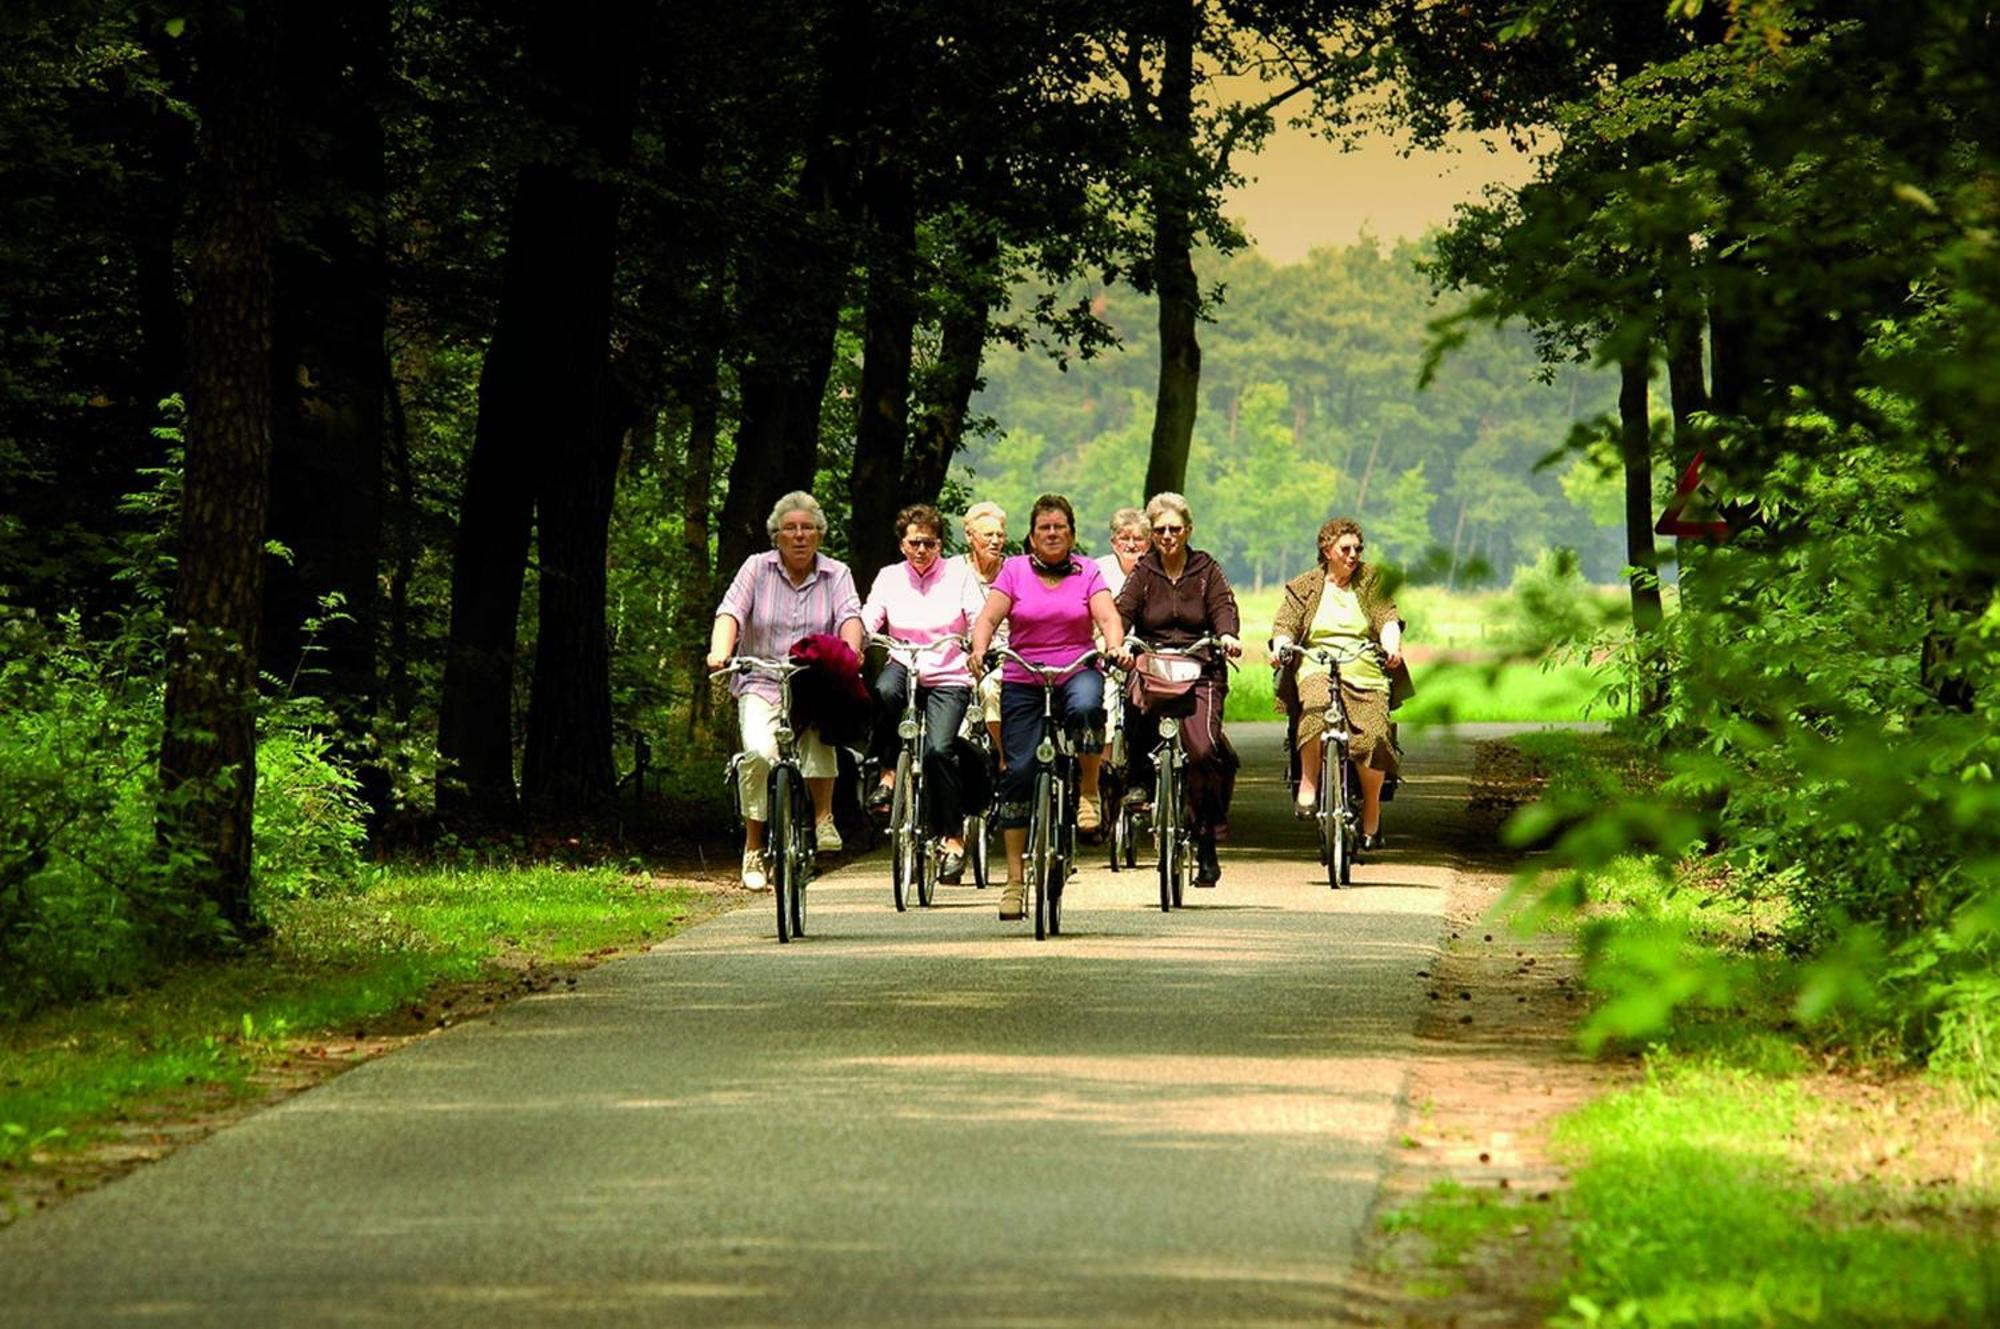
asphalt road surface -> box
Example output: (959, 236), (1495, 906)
(0, 722), (1498, 1328)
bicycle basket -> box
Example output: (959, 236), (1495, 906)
(1127, 651), (1202, 711)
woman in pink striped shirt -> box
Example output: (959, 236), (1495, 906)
(860, 503), (986, 881)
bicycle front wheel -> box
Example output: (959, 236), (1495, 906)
(890, 751), (915, 912)
(1155, 756), (1177, 912)
(790, 772), (812, 935)
(968, 811), (990, 889)
(1327, 749), (1349, 890)
(771, 765), (797, 941)
(1031, 770), (1055, 941)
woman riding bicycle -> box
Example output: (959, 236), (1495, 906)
(1113, 492), (1243, 887)
(958, 501), (1009, 757)
(860, 503), (986, 881)
(968, 493), (1125, 921)
(1094, 506), (1149, 598)
(1269, 517), (1413, 852)
(708, 491), (865, 890)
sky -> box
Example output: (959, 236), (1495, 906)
(1221, 123), (1538, 263)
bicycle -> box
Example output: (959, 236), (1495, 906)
(985, 645), (1101, 940)
(1126, 635), (1227, 911)
(1101, 658), (1148, 874)
(712, 656), (815, 941)
(959, 706), (998, 892)
(870, 632), (968, 912)
(1276, 640), (1384, 889)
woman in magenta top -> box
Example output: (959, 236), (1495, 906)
(968, 493), (1125, 920)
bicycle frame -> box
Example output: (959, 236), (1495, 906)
(987, 645), (1101, 939)
(1126, 635), (1225, 911)
(1278, 641), (1382, 889)
(872, 633), (967, 911)
(713, 656), (815, 941)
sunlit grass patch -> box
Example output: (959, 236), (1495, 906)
(1549, 1055), (1996, 1327)
(0, 865), (715, 1188)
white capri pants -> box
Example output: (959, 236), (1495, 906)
(735, 692), (837, 822)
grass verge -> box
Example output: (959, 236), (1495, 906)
(0, 864), (723, 1217)
(1549, 1051), (1996, 1326)
(1377, 729), (1998, 1326)
(1222, 657), (1605, 725)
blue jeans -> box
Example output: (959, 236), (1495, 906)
(997, 670), (1103, 829)
(871, 661), (972, 834)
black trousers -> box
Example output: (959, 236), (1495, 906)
(871, 661), (972, 835)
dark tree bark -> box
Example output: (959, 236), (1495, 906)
(906, 242), (997, 508)
(1619, 352), (1666, 639)
(848, 108), (918, 590)
(437, 0), (638, 822)
(384, 358), (415, 726)
(157, 0), (279, 936)
(1143, 1), (1201, 501)
(715, 2), (867, 577)
(670, 278), (724, 739)
(263, 0), (388, 729)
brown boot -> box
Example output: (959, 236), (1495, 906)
(999, 880), (1026, 921)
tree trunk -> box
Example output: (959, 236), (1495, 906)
(384, 358), (415, 726)
(1446, 494), (1467, 590)
(1143, 1), (1201, 501)
(517, 7), (640, 815)
(157, 0), (279, 937)
(671, 284), (723, 739)
(715, 3), (866, 576)
(437, 0), (637, 823)
(264, 0), (387, 730)
(906, 219), (999, 508)
(848, 122), (918, 589)
(1353, 430), (1384, 512)
(1619, 352), (1665, 637)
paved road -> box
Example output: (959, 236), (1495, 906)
(0, 722), (1491, 1327)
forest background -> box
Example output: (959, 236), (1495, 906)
(2, 0), (1996, 1127)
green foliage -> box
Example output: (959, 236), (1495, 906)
(961, 240), (1624, 586)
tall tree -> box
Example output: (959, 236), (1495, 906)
(157, 0), (280, 934)
(436, 0), (640, 821)
(263, 0), (389, 732)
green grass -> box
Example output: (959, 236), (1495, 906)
(1549, 1054), (1996, 1327)
(0, 865), (716, 1188)
(1222, 657), (1606, 725)
(1380, 1178), (1556, 1274)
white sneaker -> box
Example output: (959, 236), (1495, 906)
(815, 818), (843, 853)
(741, 850), (769, 891)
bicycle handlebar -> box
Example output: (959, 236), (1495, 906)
(708, 655), (808, 681)
(985, 645), (1102, 683)
(870, 631), (971, 660)
(1274, 640), (1386, 668)
(1125, 634), (1235, 663)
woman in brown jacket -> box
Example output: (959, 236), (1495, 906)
(1114, 492), (1243, 885)
(1269, 517), (1414, 851)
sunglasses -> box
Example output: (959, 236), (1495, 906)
(903, 537), (940, 549)
(1152, 524), (1186, 535)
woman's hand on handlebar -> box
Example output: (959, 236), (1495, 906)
(1218, 633), (1243, 660)
(705, 651), (732, 673)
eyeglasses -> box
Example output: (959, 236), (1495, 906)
(1113, 534), (1149, 545)
(903, 537), (940, 549)
(1152, 524), (1185, 535)
(1329, 544), (1364, 556)
(778, 524), (818, 537)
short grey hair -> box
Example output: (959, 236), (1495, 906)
(1109, 506), (1146, 537)
(1145, 491), (1192, 530)
(962, 500), (1006, 531)
(766, 491), (828, 538)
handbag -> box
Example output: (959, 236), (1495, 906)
(1126, 650), (1204, 713)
